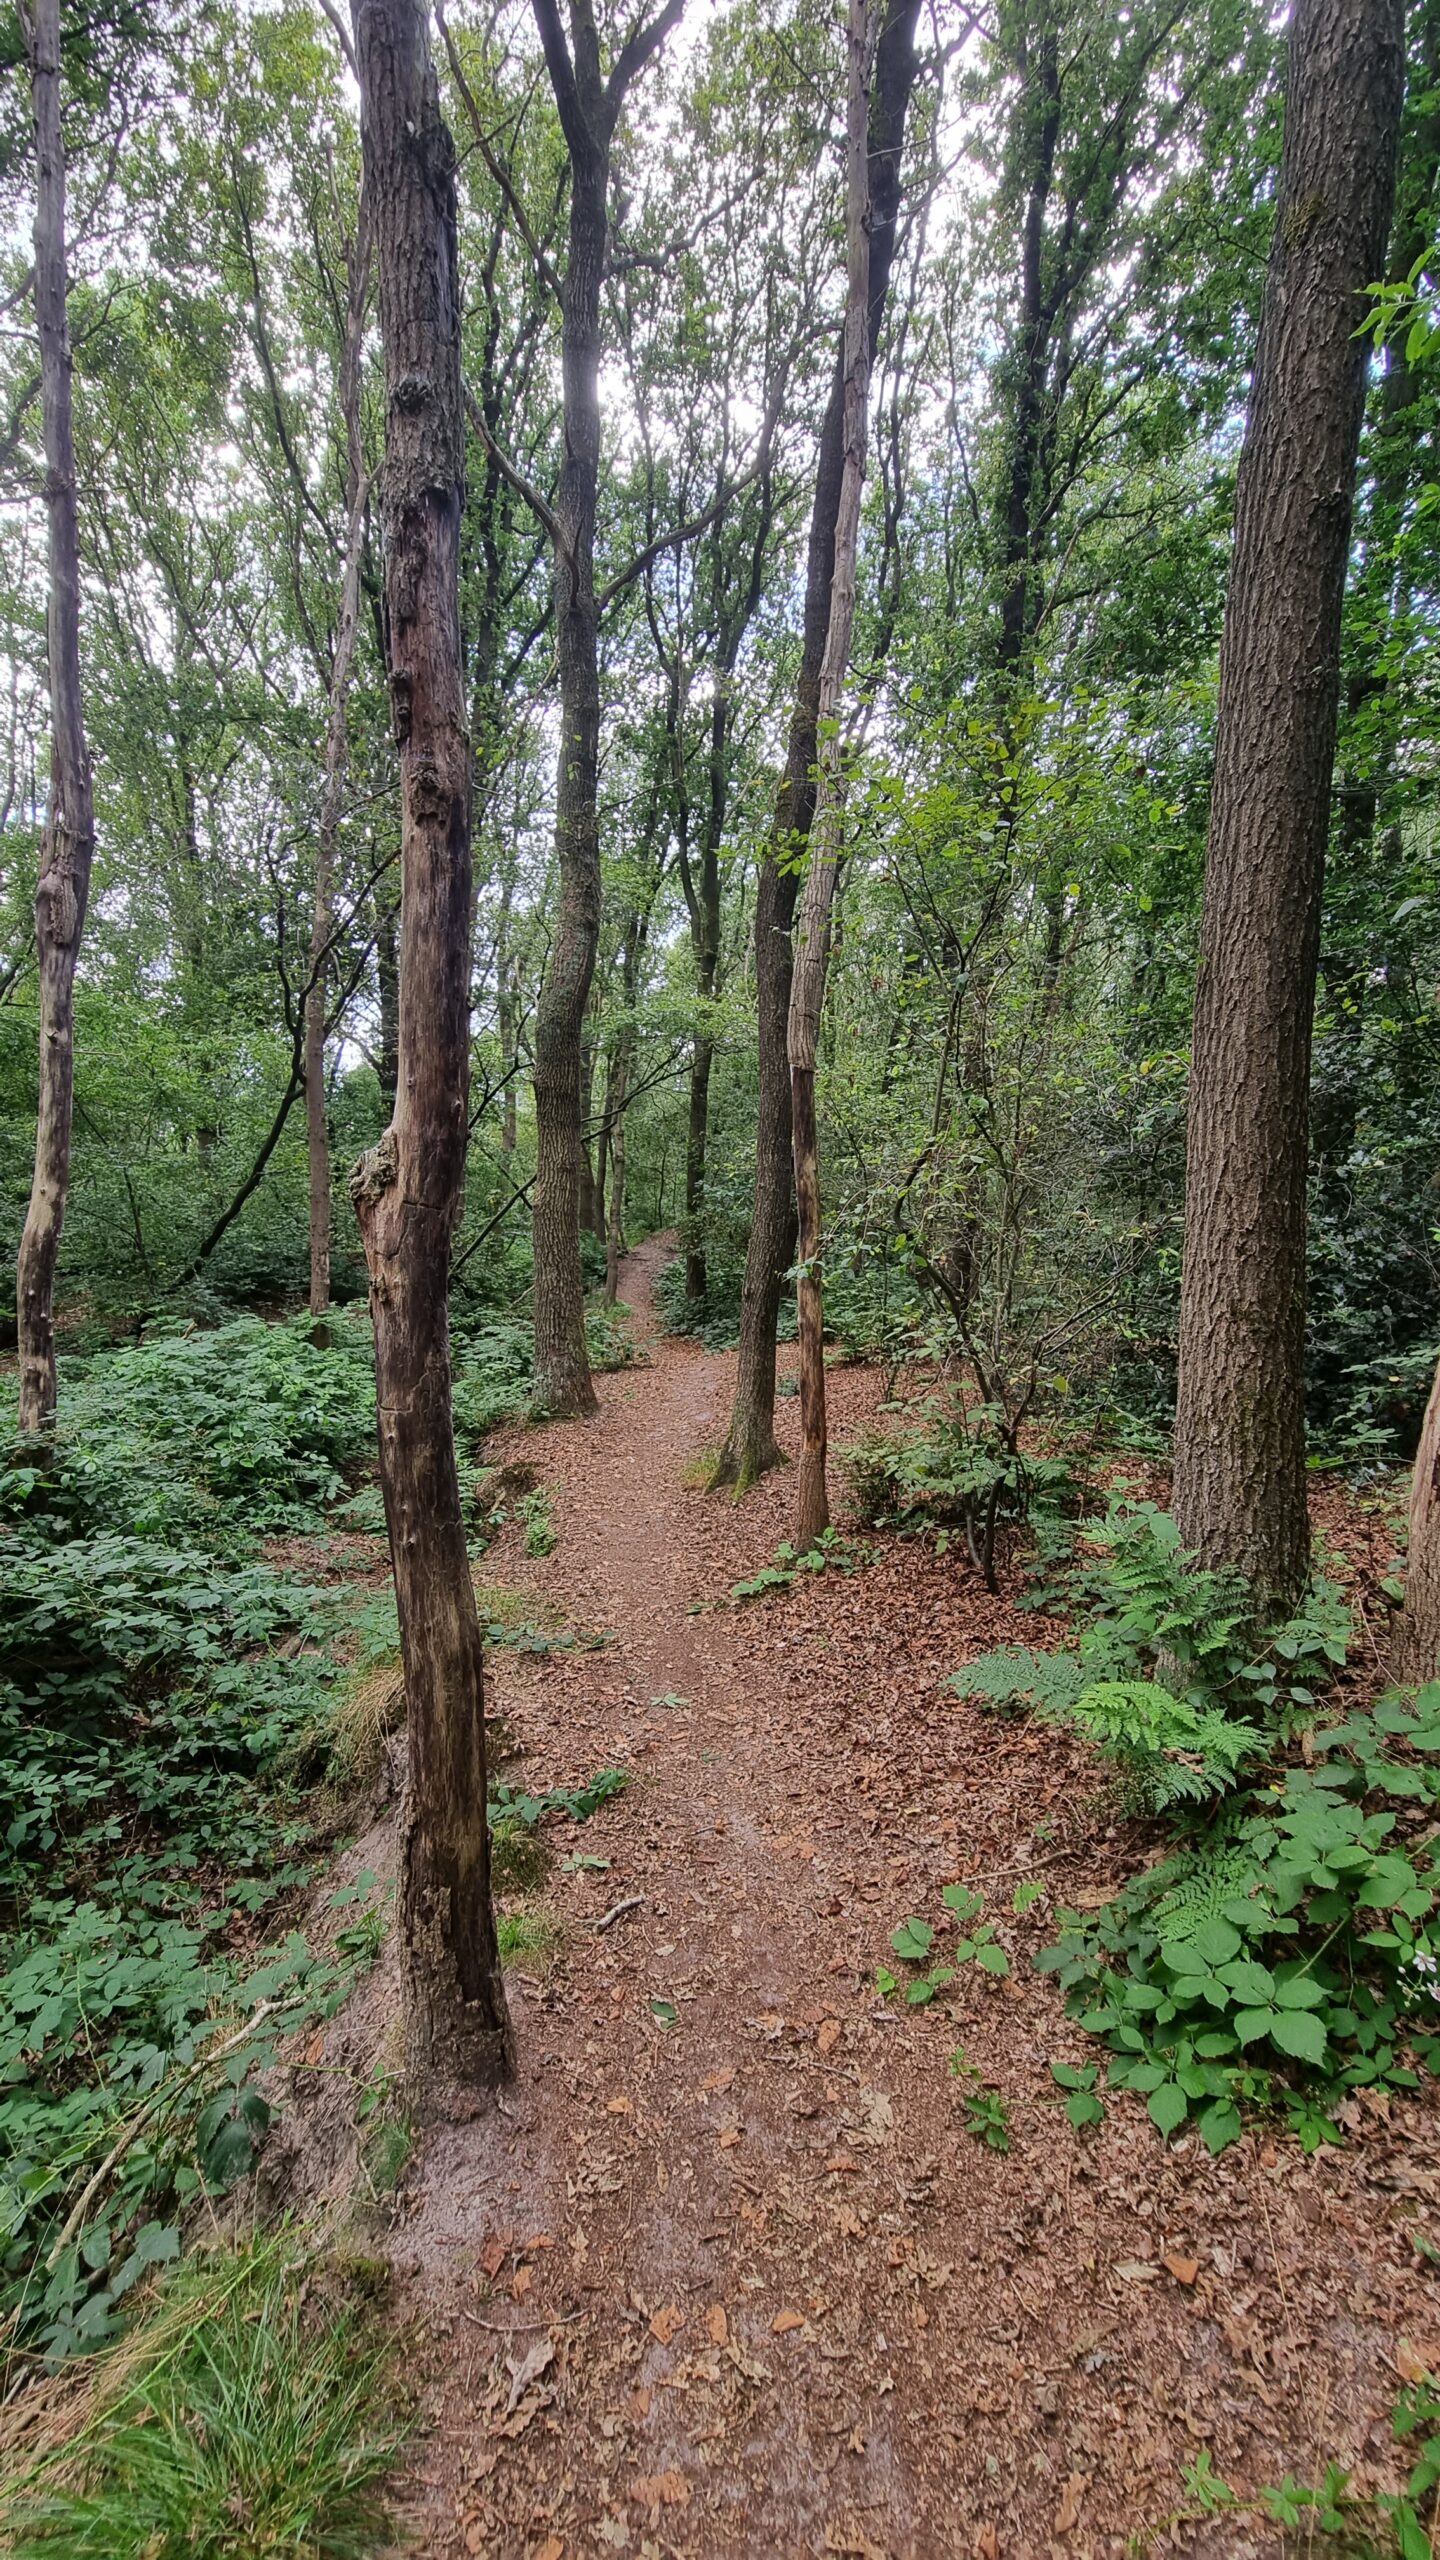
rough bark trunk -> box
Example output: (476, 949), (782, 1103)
(1399, 1353), (1440, 1683)
(786, 0), (874, 1553)
(15, 0), (96, 1440)
(604, 1043), (628, 1306)
(711, 0), (919, 1491)
(529, 0), (680, 1413)
(308, 223), (371, 1328)
(349, 0), (510, 2102)
(1171, 0), (1403, 1617)
(376, 889), (399, 1104)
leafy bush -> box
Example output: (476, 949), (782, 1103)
(1036, 1689), (1440, 2154)
(1, 1316), (377, 1546)
(0, 2231), (403, 2556)
(844, 1391), (1078, 1587)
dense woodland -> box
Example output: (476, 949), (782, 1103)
(4, 0), (1440, 2547)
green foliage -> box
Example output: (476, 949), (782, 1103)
(877, 1886), (1010, 2006)
(730, 1528), (869, 1602)
(0, 2232), (403, 2558)
(1172, 2363), (1440, 2555)
(1036, 1692), (1440, 2155)
(520, 1488), (557, 1557)
(949, 2051), (1011, 2152)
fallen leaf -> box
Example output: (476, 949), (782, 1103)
(1113, 2261), (1159, 2283)
(632, 2386), (652, 2417)
(772, 2310), (806, 2334)
(535, 2540), (564, 2560)
(1055, 2471), (1089, 2534)
(974, 2530), (999, 2560)
(836, 2205), (863, 2238)
(606, 2096), (633, 2116)
(701, 2067), (736, 2093)
(511, 2264), (534, 2300)
(649, 2304), (685, 2346)
(706, 2304), (728, 2346)
(504, 2335), (555, 2415)
(1396, 2340), (1436, 2384)
(631, 2470), (690, 2508)
(1163, 2253), (1200, 2288)
(479, 2235), (508, 2280)
(718, 2124), (743, 2149)
(824, 2153), (858, 2175)
(817, 2018), (841, 2053)
(303, 2030), (325, 2066)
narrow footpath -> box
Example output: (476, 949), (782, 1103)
(330, 1235), (1436, 2560)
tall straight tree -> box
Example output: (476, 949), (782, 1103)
(529, 0), (684, 1419)
(1170, 0), (1403, 1615)
(786, 0), (875, 1551)
(15, 0), (96, 1438)
(349, 0), (511, 2097)
(308, 210), (371, 1330)
(711, 0), (921, 1492)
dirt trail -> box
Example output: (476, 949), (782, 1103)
(368, 1235), (1438, 2560)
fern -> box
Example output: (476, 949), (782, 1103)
(953, 1647), (1088, 1717)
(1069, 1680), (1265, 1810)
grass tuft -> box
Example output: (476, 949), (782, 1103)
(0, 2231), (403, 2560)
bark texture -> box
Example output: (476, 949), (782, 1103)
(529, 0), (682, 1415)
(1171, 0), (1403, 1617)
(1173, 0), (1393, 1607)
(15, 0), (95, 1440)
(350, 0), (510, 2099)
(786, 0), (874, 1552)
(712, 0), (919, 1491)
(307, 220), (371, 1325)
(1399, 1355), (1440, 1682)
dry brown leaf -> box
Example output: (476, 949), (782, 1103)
(511, 2264), (534, 2300)
(649, 2304), (685, 2346)
(817, 2018), (841, 2053)
(706, 2304), (729, 2346)
(974, 2529), (1000, 2560)
(824, 2153), (858, 2175)
(1163, 2253), (1200, 2288)
(631, 2469), (690, 2508)
(836, 2205), (863, 2238)
(631, 2386), (652, 2418)
(1055, 2471), (1089, 2533)
(606, 2096), (633, 2116)
(701, 2067), (736, 2093)
(1113, 2260), (1158, 2283)
(1396, 2340), (1436, 2384)
(718, 2124), (743, 2149)
(535, 2538), (564, 2560)
(504, 2336), (555, 2415)
(479, 2235), (508, 2280)
(772, 2310), (805, 2334)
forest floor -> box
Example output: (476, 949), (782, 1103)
(282, 1235), (1440, 2560)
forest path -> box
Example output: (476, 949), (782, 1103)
(380, 1236), (1435, 2560)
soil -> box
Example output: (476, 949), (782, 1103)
(288, 1235), (1440, 2560)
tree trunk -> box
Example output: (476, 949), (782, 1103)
(349, 0), (510, 2103)
(1399, 1353), (1440, 1683)
(308, 222), (371, 1329)
(1171, 0), (1403, 1617)
(604, 1043), (629, 1306)
(528, 0), (681, 1415)
(15, 0), (96, 1440)
(786, 0), (875, 1553)
(711, 0), (920, 1492)
(684, 1028), (713, 1305)
(376, 888), (399, 1105)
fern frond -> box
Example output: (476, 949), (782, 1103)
(952, 1647), (1087, 1717)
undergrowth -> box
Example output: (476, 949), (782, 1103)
(0, 2229), (404, 2557)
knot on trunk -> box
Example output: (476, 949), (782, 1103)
(349, 1125), (399, 1214)
(394, 370), (434, 416)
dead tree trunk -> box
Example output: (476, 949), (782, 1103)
(1170, 0), (1403, 1616)
(15, 0), (96, 1439)
(785, 0), (874, 1551)
(711, 0), (920, 1492)
(349, 0), (510, 2101)
(308, 218), (371, 1329)
(1399, 1354), (1440, 1683)
(529, 0), (683, 1417)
